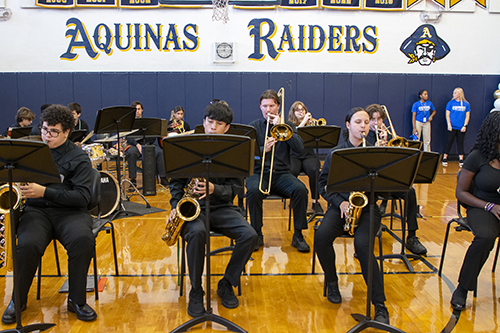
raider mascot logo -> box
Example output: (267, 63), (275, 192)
(400, 24), (450, 66)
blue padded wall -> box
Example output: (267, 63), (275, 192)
(1, 71), (499, 157)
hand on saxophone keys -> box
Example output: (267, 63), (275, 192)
(339, 201), (350, 219)
(192, 179), (214, 200)
(19, 183), (45, 199)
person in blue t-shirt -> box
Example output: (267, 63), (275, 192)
(442, 87), (471, 168)
(411, 89), (436, 152)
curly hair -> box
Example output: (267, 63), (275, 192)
(472, 111), (500, 162)
(40, 104), (74, 133)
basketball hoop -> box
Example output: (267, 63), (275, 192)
(212, 0), (229, 23)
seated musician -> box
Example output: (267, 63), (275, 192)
(167, 102), (258, 317)
(246, 89), (310, 252)
(315, 107), (389, 324)
(167, 106), (191, 135)
(2, 107), (36, 137)
(68, 102), (90, 146)
(451, 111), (500, 311)
(125, 101), (169, 187)
(2, 104), (97, 324)
(365, 104), (427, 255)
(287, 101), (323, 214)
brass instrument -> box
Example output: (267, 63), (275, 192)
(343, 191), (369, 236)
(0, 183), (24, 270)
(259, 88), (293, 195)
(162, 178), (203, 246)
(343, 132), (368, 236)
(308, 117), (327, 126)
(381, 105), (409, 147)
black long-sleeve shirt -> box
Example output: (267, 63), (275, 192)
(249, 117), (304, 173)
(27, 139), (92, 209)
(169, 177), (243, 211)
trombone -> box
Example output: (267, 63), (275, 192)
(308, 117), (327, 126)
(259, 88), (293, 195)
(380, 105), (409, 147)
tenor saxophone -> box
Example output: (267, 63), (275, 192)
(161, 178), (203, 246)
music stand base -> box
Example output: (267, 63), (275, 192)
(0, 323), (56, 333)
(347, 313), (406, 333)
(170, 312), (247, 333)
(379, 253), (423, 273)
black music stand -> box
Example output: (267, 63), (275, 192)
(94, 106), (139, 219)
(297, 125), (340, 223)
(195, 123), (260, 158)
(9, 127), (33, 139)
(162, 134), (254, 333)
(69, 129), (87, 143)
(380, 151), (440, 272)
(327, 146), (422, 333)
(0, 139), (60, 333)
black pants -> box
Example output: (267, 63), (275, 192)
(15, 206), (95, 306)
(315, 206), (386, 305)
(385, 188), (419, 232)
(444, 129), (466, 155)
(181, 207), (257, 289)
(458, 207), (500, 291)
(125, 144), (166, 179)
(245, 172), (309, 235)
(290, 157), (320, 200)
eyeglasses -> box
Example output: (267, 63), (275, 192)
(41, 126), (62, 138)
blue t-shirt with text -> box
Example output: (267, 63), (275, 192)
(446, 99), (471, 130)
(411, 100), (435, 123)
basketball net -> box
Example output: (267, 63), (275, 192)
(212, 0), (230, 23)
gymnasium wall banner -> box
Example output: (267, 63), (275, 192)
(34, 0), (490, 10)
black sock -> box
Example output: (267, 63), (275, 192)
(294, 229), (303, 239)
(407, 230), (416, 239)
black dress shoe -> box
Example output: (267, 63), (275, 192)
(1, 300), (26, 324)
(67, 298), (97, 321)
(327, 281), (342, 304)
(450, 286), (467, 311)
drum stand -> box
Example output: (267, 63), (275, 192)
(94, 106), (141, 220)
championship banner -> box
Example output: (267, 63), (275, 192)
(119, 0), (160, 8)
(76, 0), (117, 7)
(406, 0), (422, 8)
(476, 0), (486, 9)
(450, 0), (462, 8)
(321, 0), (361, 10)
(36, 0), (75, 8)
(430, 0), (445, 8)
(364, 0), (403, 10)
(279, 0), (319, 9)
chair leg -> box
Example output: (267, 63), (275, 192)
(438, 222), (453, 276)
(53, 240), (61, 276)
(493, 237), (500, 273)
(93, 250), (99, 300)
(108, 222), (119, 276)
(288, 199), (292, 231)
(36, 258), (42, 300)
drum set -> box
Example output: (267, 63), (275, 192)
(81, 142), (121, 219)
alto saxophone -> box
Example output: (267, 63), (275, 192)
(162, 178), (203, 246)
(343, 191), (368, 236)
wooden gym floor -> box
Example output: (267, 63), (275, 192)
(0, 161), (498, 332)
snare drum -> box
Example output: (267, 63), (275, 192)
(89, 171), (120, 218)
(83, 143), (106, 165)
